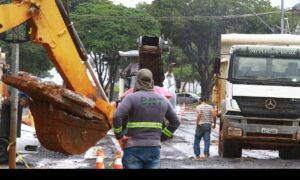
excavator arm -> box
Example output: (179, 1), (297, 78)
(0, 0), (114, 154)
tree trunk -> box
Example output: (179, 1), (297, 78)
(182, 81), (187, 92)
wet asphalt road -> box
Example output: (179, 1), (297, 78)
(1, 111), (300, 169)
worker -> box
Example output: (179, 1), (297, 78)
(121, 56), (139, 88)
(113, 68), (180, 169)
(163, 63), (177, 109)
(193, 97), (216, 160)
(22, 110), (35, 127)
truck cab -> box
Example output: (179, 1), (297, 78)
(216, 43), (300, 159)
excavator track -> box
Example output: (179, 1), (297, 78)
(2, 73), (110, 155)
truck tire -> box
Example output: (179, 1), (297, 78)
(0, 138), (9, 164)
(218, 118), (242, 158)
(220, 139), (242, 158)
(279, 148), (300, 160)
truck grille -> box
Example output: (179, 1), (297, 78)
(247, 132), (293, 139)
(247, 119), (293, 126)
(234, 96), (300, 118)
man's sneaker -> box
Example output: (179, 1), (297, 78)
(192, 156), (201, 161)
(204, 152), (210, 158)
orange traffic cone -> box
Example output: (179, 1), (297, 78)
(95, 149), (105, 169)
(179, 103), (186, 118)
(113, 150), (123, 169)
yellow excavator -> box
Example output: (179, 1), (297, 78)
(0, 0), (165, 155)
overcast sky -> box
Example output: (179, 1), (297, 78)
(270, 0), (299, 8)
(111, 0), (299, 8)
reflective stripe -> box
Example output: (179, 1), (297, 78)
(113, 126), (122, 134)
(162, 128), (173, 138)
(127, 122), (162, 129)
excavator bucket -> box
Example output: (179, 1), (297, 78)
(2, 73), (110, 155)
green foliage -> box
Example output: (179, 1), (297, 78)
(168, 46), (195, 81)
(70, 2), (161, 100)
(0, 42), (51, 77)
(228, 0), (280, 33)
(0, 22), (52, 77)
(19, 43), (52, 77)
(72, 2), (161, 54)
(173, 65), (194, 82)
(147, 0), (279, 99)
(68, 0), (108, 12)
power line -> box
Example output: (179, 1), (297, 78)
(70, 11), (280, 21)
(237, 2), (275, 33)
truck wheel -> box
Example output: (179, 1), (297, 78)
(279, 148), (300, 159)
(0, 138), (9, 164)
(221, 140), (242, 158)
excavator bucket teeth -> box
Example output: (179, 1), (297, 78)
(2, 73), (110, 155)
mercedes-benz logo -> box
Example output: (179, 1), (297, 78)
(265, 99), (276, 110)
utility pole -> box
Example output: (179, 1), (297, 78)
(9, 30), (19, 169)
(281, 0), (285, 34)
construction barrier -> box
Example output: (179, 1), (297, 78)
(95, 148), (105, 169)
(179, 103), (186, 119)
(113, 150), (123, 169)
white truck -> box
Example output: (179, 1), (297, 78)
(214, 34), (300, 159)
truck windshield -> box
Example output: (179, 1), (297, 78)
(231, 56), (300, 84)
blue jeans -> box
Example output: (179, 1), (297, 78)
(122, 147), (161, 169)
(193, 124), (211, 157)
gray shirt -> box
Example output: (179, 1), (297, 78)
(113, 90), (180, 148)
(196, 104), (213, 125)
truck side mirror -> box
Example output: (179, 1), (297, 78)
(214, 57), (221, 75)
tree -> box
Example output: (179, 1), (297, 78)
(67, 0), (105, 12)
(147, 0), (279, 99)
(0, 26), (52, 77)
(18, 43), (52, 77)
(71, 1), (161, 100)
(168, 47), (197, 92)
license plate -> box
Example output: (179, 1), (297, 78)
(261, 128), (278, 134)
